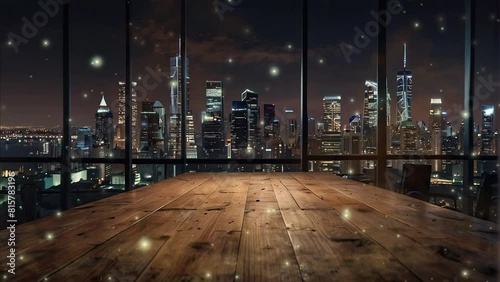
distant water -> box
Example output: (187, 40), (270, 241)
(0, 139), (46, 170)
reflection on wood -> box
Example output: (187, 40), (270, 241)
(0, 172), (496, 281)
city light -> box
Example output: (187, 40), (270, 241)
(483, 107), (494, 116)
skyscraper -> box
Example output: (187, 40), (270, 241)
(206, 81), (224, 116)
(320, 96), (342, 173)
(342, 115), (362, 174)
(95, 95), (113, 149)
(400, 121), (418, 154)
(396, 43), (413, 125)
(202, 81), (225, 158)
(168, 41), (196, 158)
(115, 81), (138, 150)
(76, 126), (93, 157)
(241, 89), (261, 158)
(322, 96), (342, 132)
(362, 80), (391, 156)
(281, 109), (299, 157)
(481, 105), (495, 155)
(429, 98), (443, 171)
(230, 101), (249, 159)
(153, 101), (166, 155)
(94, 95), (114, 179)
(263, 104), (275, 140)
(140, 101), (161, 157)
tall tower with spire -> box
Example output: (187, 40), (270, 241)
(95, 95), (114, 149)
(168, 37), (196, 158)
(396, 43), (413, 125)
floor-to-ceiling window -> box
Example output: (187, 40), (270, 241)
(0, 0), (498, 226)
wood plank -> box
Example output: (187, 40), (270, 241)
(164, 173), (227, 210)
(312, 172), (496, 230)
(272, 176), (419, 281)
(234, 174), (302, 282)
(0, 172), (496, 282)
(306, 173), (498, 252)
(277, 176), (334, 210)
(136, 174), (249, 281)
(0, 173), (215, 281)
(45, 174), (229, 282)
(0, 173), (208, 255)
(291, 172), (497, 281)
(46, 209), (193, 282)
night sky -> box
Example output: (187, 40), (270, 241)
(0, 0), (498, 133)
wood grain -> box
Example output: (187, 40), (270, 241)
(0, 172), (496, 282)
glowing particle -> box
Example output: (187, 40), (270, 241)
(90, 56), (104, 69)
(46, 233), (54, 240)
(270, 66), (280, 77)
(343, 209), (351, 219)
(138, 237), (151, 251)
(42, 39), (50, 48)
(462, 270), (469, 278)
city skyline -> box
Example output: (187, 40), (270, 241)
(0, 0), (498, 131)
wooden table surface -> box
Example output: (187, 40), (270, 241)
(0, 172), (498, 281)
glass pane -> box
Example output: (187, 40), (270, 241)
(308, 0), (379, 164)
(472, 161), (498, 222)
(187, 163), (301, 173)
(309, 160), (377, 185)
(387, 0), (465, 163)
(131, 0), (181, 159)
(70, 0), (125, 160)
(1, 1), (63, 158)
(386, 161), (465, 209)
(187, 0), (302, 162)
(136, 164), (179, 185)
(70, 163), (125, 206)
(474, 0), (499, 157)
